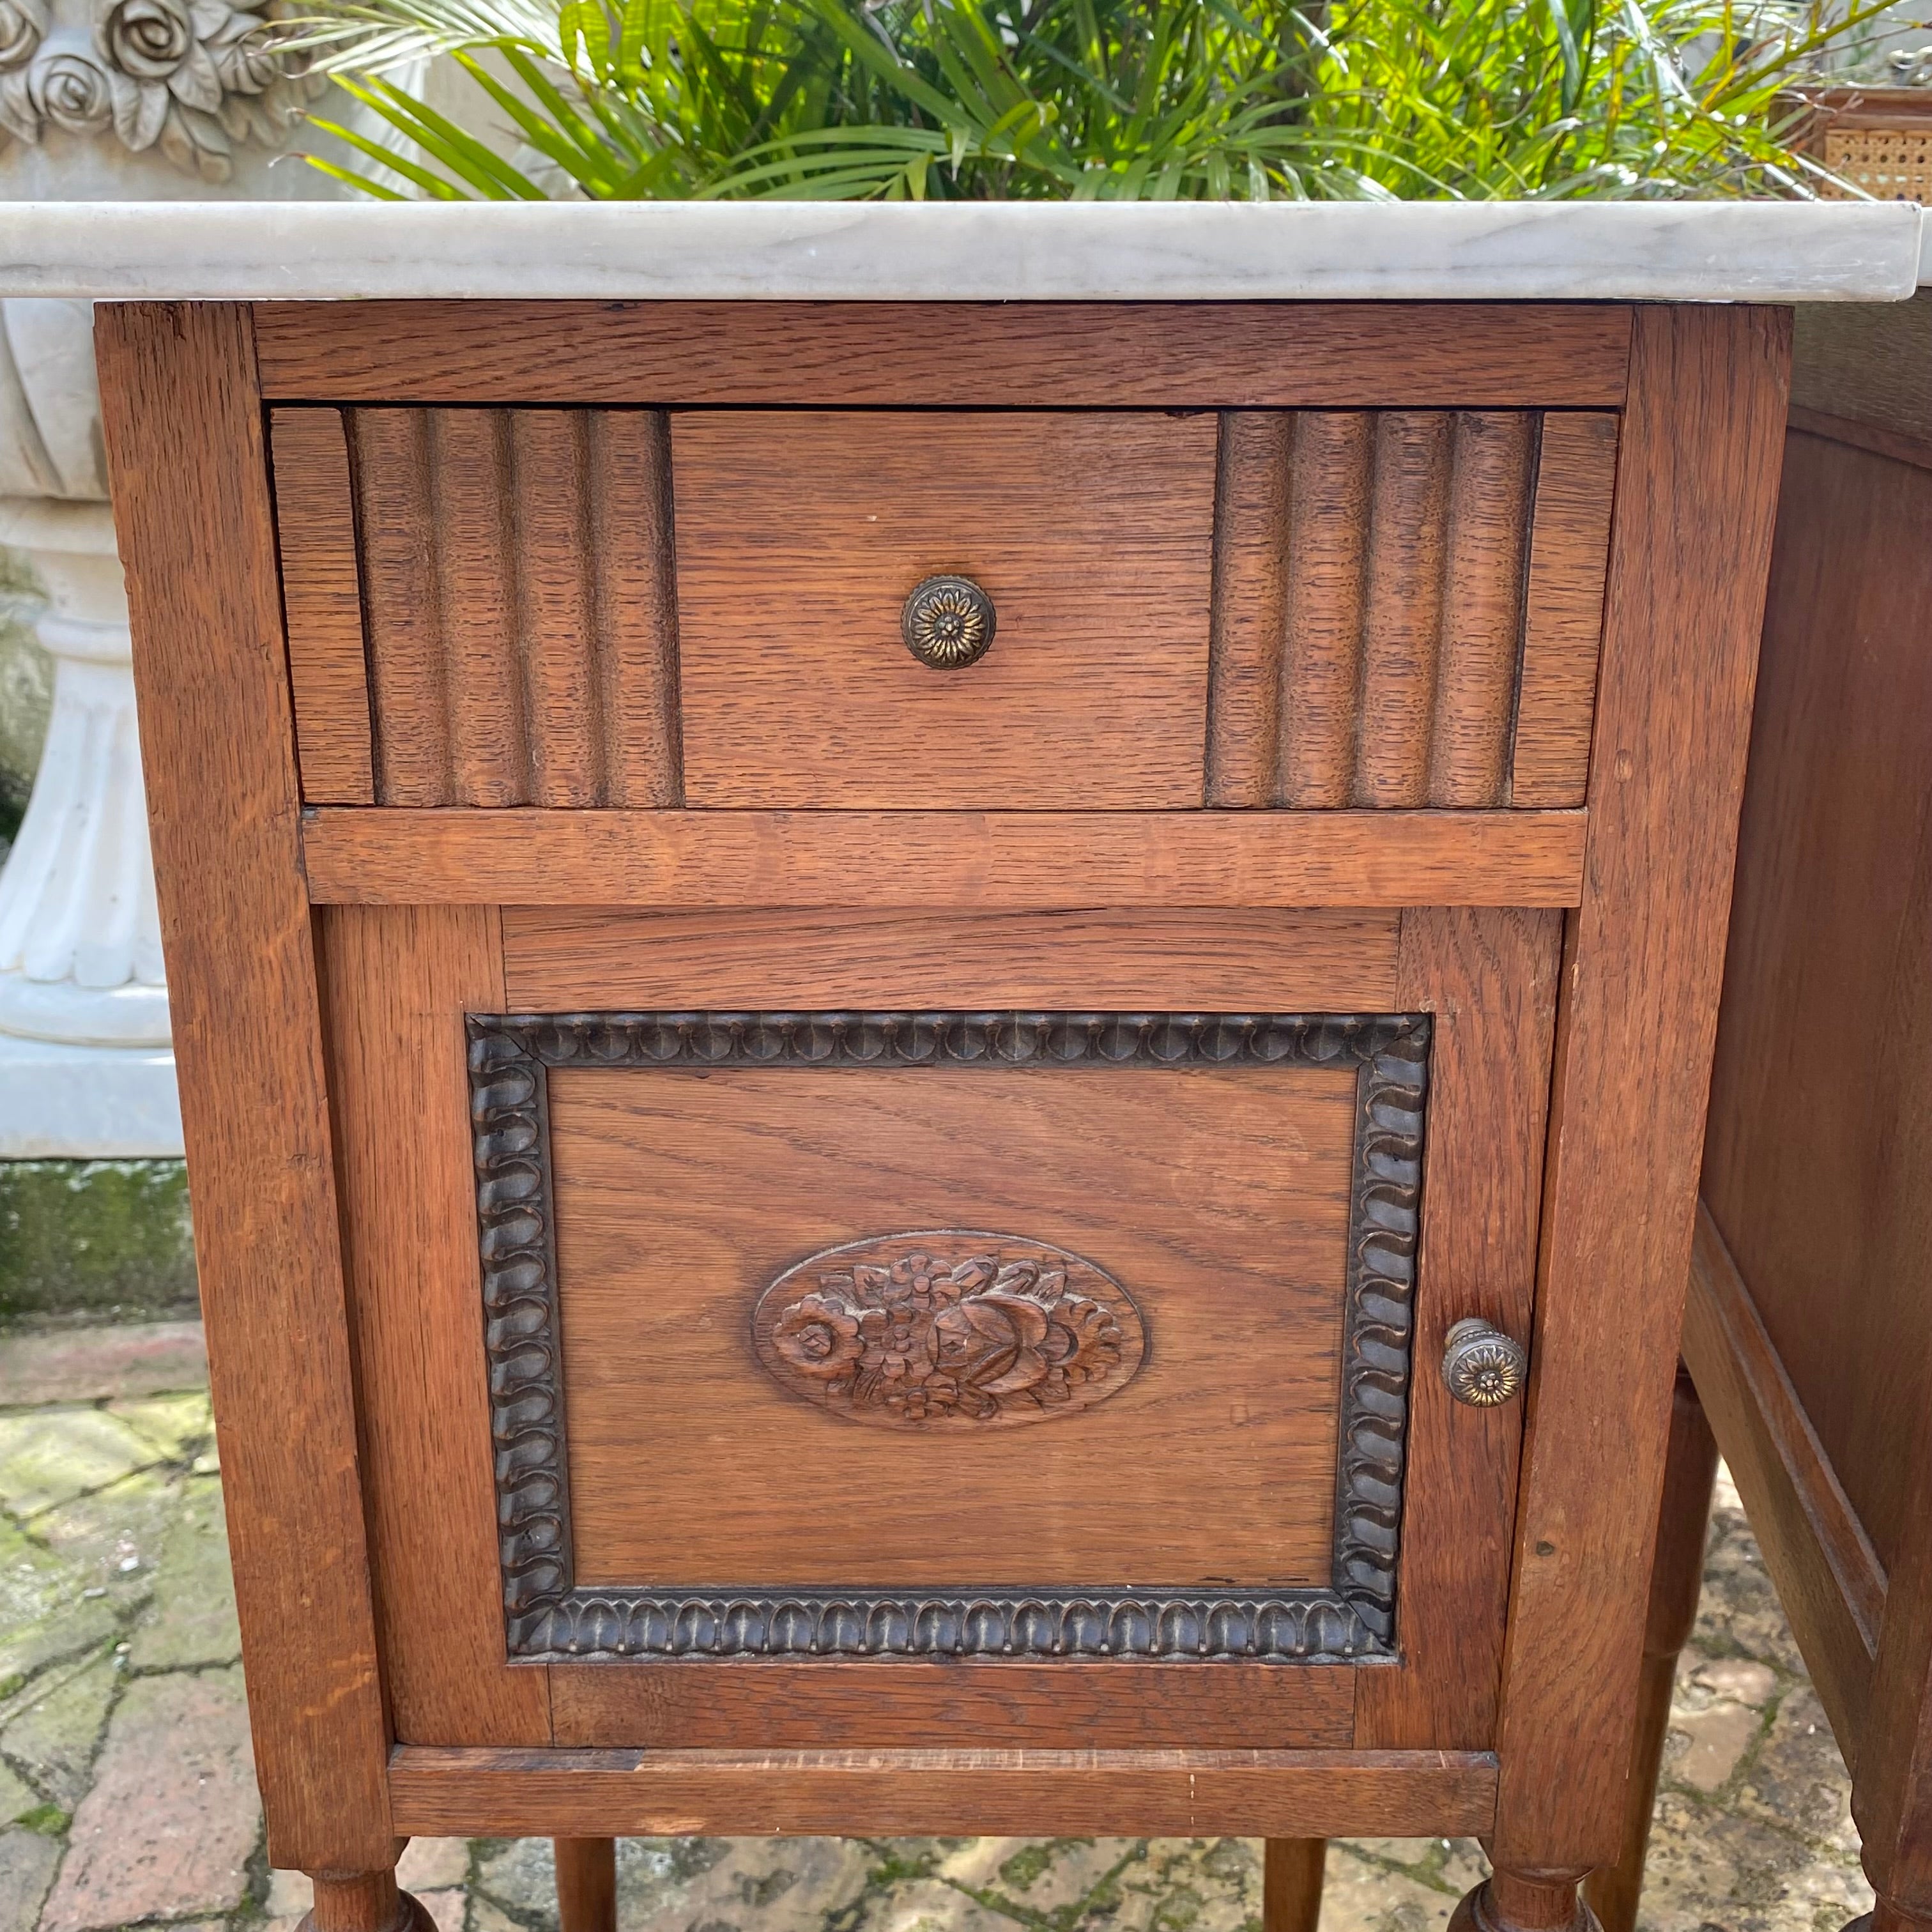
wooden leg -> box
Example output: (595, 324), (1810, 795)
(1582, 1367), (1719, 1932)
(1262, 1838), (1325, 1932)
(1451, 1867), (1600, 1932)
(300, 1871), (436, 1932)
(556, 1837), (619, 1932)
(1848, 1899), (1932, 1932)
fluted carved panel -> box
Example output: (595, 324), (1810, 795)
(283, 406), (685, 809)
(1207, 410), (1618, 808)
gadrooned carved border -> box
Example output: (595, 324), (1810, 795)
(467, 1010), (1431, 1663)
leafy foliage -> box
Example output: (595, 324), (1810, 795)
(291, 0), (1915, 201)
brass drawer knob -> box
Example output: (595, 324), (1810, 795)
(1441, 1318), (1527, 1407)
(903, 574), (997, 670)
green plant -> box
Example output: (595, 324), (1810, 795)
(291, 0), (1918, 201)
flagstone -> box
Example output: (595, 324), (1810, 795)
(0, 1411), (159, 1519)
(108, 1391), (216, 1465)
(0, 1647), (118, 1807)
(126, 1476), (239, 1669)
(39, 1666), (259, 1932)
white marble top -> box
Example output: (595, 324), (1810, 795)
(0, 199), (1922, 302)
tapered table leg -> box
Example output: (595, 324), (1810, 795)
(1583, 1367), (1719, 1932)
(300, 1871), (436, 1932)
(556, 1837), (619, 1932)
(1263, 1838), (1326, 1932)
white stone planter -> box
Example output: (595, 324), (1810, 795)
(0, 299), (179, 1155)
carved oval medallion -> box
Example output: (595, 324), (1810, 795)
(753, 1231), (1146, 1429)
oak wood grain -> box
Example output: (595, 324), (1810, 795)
(1263, 1839), (1326, 1932)
(1700, 427), (1932, 1580)
(1584, 1367), (1719, 1932)
(318, 903), (552, 1747)
(252, 301), (1632, 408)
(387, 1744), (1501, 1839)
(1791, 289), (1932, 454)
(1355, 415), (1451, 808)
(300, 808), (1589, 908)
(1488, 303), (1791, 1873)
(1429, 415), (1537, 805)
(499, 907), (1401, 1011)
(671, 411), (1214, 809)
(1206, 412), (1292, 807)
(348, 407), (682, 808)
(550, 1062), (1356, 1586)
(549, 1662), (1356, 1751)
(1353, 906), (1561, 1752)
(1510, 415), (1621, 808)
(1277, 412), (1374, 808)
(1207, 412), (1573, 811)
(267, 406), (372, 804)
(1682, 1208), (1879, 1751)
(94, 302), (394, 1868)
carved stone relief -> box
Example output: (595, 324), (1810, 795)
(0, 0), (324, 181)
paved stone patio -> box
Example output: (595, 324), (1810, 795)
(0, 1321), (1877, 1932)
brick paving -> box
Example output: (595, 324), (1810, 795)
(0, 1322), (1876, 1932)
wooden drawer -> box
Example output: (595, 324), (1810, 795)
(270, 397), (1620, 816)
(670, 410), (1215, 808)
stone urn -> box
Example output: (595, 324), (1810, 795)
(0, 0), (418, 1154)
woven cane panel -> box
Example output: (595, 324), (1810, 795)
(1822, 125), (1932, 199)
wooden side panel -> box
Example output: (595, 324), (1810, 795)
(252, 300), (1634, 408)
(1510, 414), (1621, 808)
(671, 411), (1215, 810)
(1791, 290), (1932, 457)
(267, 407), (373, 804)
(388, 1744), (1501, 1841)
(95, 303), (394, 1867)
(1489, 304), (1791, 1873)
(299, 808), (1590, 910)
(500, 907), (1402, 1011)
(346, 406), (683, 808)
(1682, 1208), (1879, 1756)
(1699, 428), (1932, 1577)
(549, 1663), (1356, 1751)
(1208, 413), (1545, 809)
(1354, 906), (1562, 1751)
(319, 903), (552, 1747)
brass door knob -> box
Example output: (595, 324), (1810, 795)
(1441, 1318), (1527, 1407)
(903, 575), (996, 670)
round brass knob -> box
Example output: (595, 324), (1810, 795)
(1441, 1318), (1527, 1408)
(902, 575), (996, 670)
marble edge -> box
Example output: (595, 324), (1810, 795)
(0, 198), (1921, 301)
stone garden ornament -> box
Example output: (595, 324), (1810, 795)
(0, 0), (325, 181)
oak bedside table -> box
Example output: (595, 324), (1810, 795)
(13, 199), (1920, 1932)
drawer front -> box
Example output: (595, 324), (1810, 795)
(671, 410), (1215, 808)
(325, 903), (1560, 1754)
(270, 403), (1618, 815)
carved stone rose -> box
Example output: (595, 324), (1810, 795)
(0, 0), (322, 176)
(0, 0), (45, 70)
(27, 46), (112, 134)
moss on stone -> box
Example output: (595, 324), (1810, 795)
(0, 1163), (197, 1329)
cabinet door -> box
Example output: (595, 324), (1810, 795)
(323, 903), (1558, 1751)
